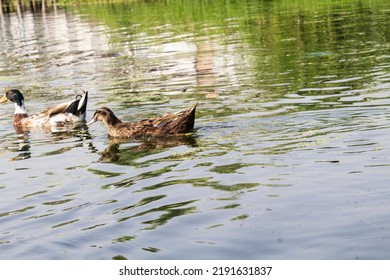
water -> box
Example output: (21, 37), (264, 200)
(1, 0), (390, 259)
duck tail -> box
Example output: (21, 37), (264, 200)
(187, 103), (197, 130)
(77, 90), (88, 114)
(65, 90), (88, 120)
(178, 103), (197, 131)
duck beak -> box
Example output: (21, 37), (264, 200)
(0, 95), (8, 103)
(87, 119), (96, 126)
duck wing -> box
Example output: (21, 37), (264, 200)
(141, 104), (197, 136)
(34, 91), (88, 119)
(36, 101), (72, 118)
(26, 91), (88, 127)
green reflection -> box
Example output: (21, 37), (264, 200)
(100, 165), (178, 189)
(88, 168), (124, 178)
(0, 206), (35, 218)
(210, 163), (256, 174)
(65, 0), (390, 99)
(231, 214), (249, 221)
(117, 199), (198, 230)
(52, 219), (79, 228)
(2, 0), (389, 114)
(42, 198), (74, 205)
(136, 177), (258, 192)
(112, 255), (128, 260)
(113, 235), (136, 243)
(112, 195), (166, 214)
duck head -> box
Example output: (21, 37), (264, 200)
(87, 107), (122, 126)
(1, 89), (27, 114)
(1, 89), (25, 106)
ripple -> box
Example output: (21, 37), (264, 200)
(52, 219), (79, 229)
(298, 86), (352, 93)
(325, 76), (363, 84)
(0, 206), (35, 218)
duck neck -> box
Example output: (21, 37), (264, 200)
(13, 102), (28, 126)
(105, 114), (122, 127)
(14, 101), (28, 116)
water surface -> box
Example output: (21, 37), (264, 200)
(1, 0), (390, 259)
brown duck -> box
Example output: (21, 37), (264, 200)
(87, 104), (197, 138)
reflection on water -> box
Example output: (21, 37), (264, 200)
(1, 0), (390, 259)
(195, 40), (217, 98)
(10, 134), (31, 161)
(4, 125), (91, 161)
(97, 136), (198, 164)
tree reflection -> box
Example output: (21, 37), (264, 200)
(1, 0), (57, 14)
(195, 40), (217, 98)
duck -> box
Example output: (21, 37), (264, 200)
(87, 104), (197, 138)
(0, 89), (88, 128)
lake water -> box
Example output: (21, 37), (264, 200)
(1, 0), (390, 260)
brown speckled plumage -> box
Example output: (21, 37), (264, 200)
(88, 104), (197, 138)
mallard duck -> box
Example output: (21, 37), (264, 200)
(87, 104), (197, 138)
(0, 89), (88, 128)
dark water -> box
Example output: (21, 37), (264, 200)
(1, 0), (390, 259)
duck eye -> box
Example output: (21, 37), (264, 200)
(98, 111), (106, 116)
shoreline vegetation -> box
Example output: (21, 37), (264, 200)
(0, 0), (136, 14)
